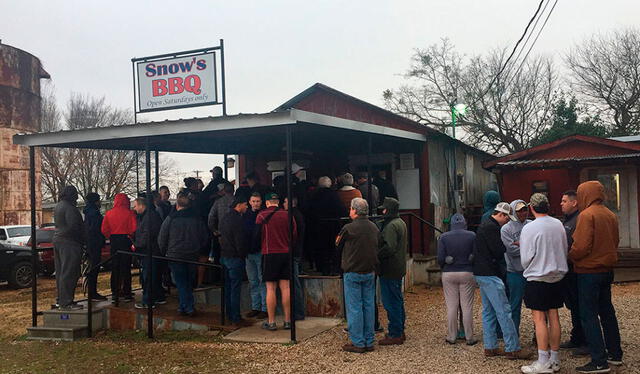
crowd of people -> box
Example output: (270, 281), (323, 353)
(49, 165), (624, 373)
(437, 183), (623, 373)
(50, 165), (403, 330)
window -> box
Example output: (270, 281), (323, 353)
(0, 230), (7, 241)
(532, 180), (549, 197)
(587, 170), (620, 212)
(7, 227), (32, 238)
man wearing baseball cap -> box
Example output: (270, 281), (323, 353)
(519, 193), (568, 373)
(500, 200), (532, 336)
(473, 201), (531, 360)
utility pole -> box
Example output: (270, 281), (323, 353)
(192, 170), (203, 178)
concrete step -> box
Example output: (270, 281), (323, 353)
(26, 326), (88, 341)
(42, 308), (106, 331)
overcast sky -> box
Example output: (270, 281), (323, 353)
(2, 0), (638, 184)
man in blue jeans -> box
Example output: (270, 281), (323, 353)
(159, 191), (209, 317)
(244, 193), (267, 319)
(473, 202), (531, 360)
(219, 197), (250, 327)
(569, 181), (623, 373)
(500, 199), (531, 335)
(336, 197), (379, 353)
(377, 198), (407, 345)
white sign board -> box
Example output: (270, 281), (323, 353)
(136, 52), (217, 112)
(395, 168), (420, 210)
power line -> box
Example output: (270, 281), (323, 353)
(510, 0), (559, 80)
(505, 0), (551, 77)
(476, 0), (546, 99)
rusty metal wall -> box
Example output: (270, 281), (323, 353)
(0, 43), (47, 225)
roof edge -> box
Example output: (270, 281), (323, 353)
(483, 134), (640, 170)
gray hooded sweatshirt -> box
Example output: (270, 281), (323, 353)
(500, 199), (531, 273)
(437, 213), (475, 272)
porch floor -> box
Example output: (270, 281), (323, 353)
(223, 316), (342, 344)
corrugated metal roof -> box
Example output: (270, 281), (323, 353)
(609, 135), (640, 142)
(496, 152), (640, 166)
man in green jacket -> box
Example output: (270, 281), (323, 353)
(377, 197), (408, 345)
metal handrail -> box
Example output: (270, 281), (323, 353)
(113, 250), (226, 339)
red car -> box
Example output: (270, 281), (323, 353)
(27, 227), (111, 276)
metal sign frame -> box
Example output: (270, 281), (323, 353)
(131, 39), (227, 120)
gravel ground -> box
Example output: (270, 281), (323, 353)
(1, 277), (637, 373)
(229, 282), (639, 374)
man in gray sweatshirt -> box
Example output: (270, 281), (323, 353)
(519, 193), (568, 374)
(501, 199), (531, 335)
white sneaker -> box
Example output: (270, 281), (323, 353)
(550, 360), (560, 372)
(521, 360), (553, 374)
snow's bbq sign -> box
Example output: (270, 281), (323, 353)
(132, 42), (225, 114)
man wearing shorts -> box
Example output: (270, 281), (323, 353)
(257, 192), (297, 331)
(519, 193), (568, 374)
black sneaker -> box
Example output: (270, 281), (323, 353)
(134, 303), (155, 309)
(560, 340), (579, 349)
(575, 362), (610, 373)
(572, 346), (590, 357)
(60, 303), (83, 311)
(155, 299), (167, 305)
(122, 297), (134, 303)
(607, 355), (623, 366)
(262, 322), (277, 331)
(90, 294), (108, 301)
(283, 321), (291, 330)
(245, 310), (260, 318)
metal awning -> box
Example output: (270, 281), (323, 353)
(493, 153), (640, 170)
(13, 108), (426, 154)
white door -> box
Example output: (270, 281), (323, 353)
(581, 167), (639, 248)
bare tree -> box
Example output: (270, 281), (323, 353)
(40, 92), (177, 202)
(566, 28), (640, 136)
(40, 84), (75, 202)
(384, 39), (558, 154)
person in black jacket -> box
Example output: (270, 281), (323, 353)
(559, 190), (587, 355)
(219, 197), (250, 326)
(158, 191), (209, 316)
(53, 186), (87, 310)
(306, 176), (346, 275)
(473, 202), (531, 360)
(244, 192), (267, 319)
(133, 197), (164, 309)
(84, 192), (106, 301)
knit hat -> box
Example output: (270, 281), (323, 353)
(86, 192), (101, 204)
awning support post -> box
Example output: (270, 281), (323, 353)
(155, 151), (160, 191)
(29, 146), (37, 327)
(223, 153), (229, 181)
(145, 140), (154, 339)
(286, 125), (297, 344)
(367, 135), (373, 212)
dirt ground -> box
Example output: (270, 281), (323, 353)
(0, 276), (638, 374)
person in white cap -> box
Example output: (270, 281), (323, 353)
(501, 199), (532, 336)
(290, 163), (309, 210)
(473, 202), (532, 360)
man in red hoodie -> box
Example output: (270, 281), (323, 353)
(101, 193), (137, 303)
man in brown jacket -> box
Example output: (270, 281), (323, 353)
(569, 181), (623, 373)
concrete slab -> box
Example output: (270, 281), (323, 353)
(223, 317), (342, 344)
